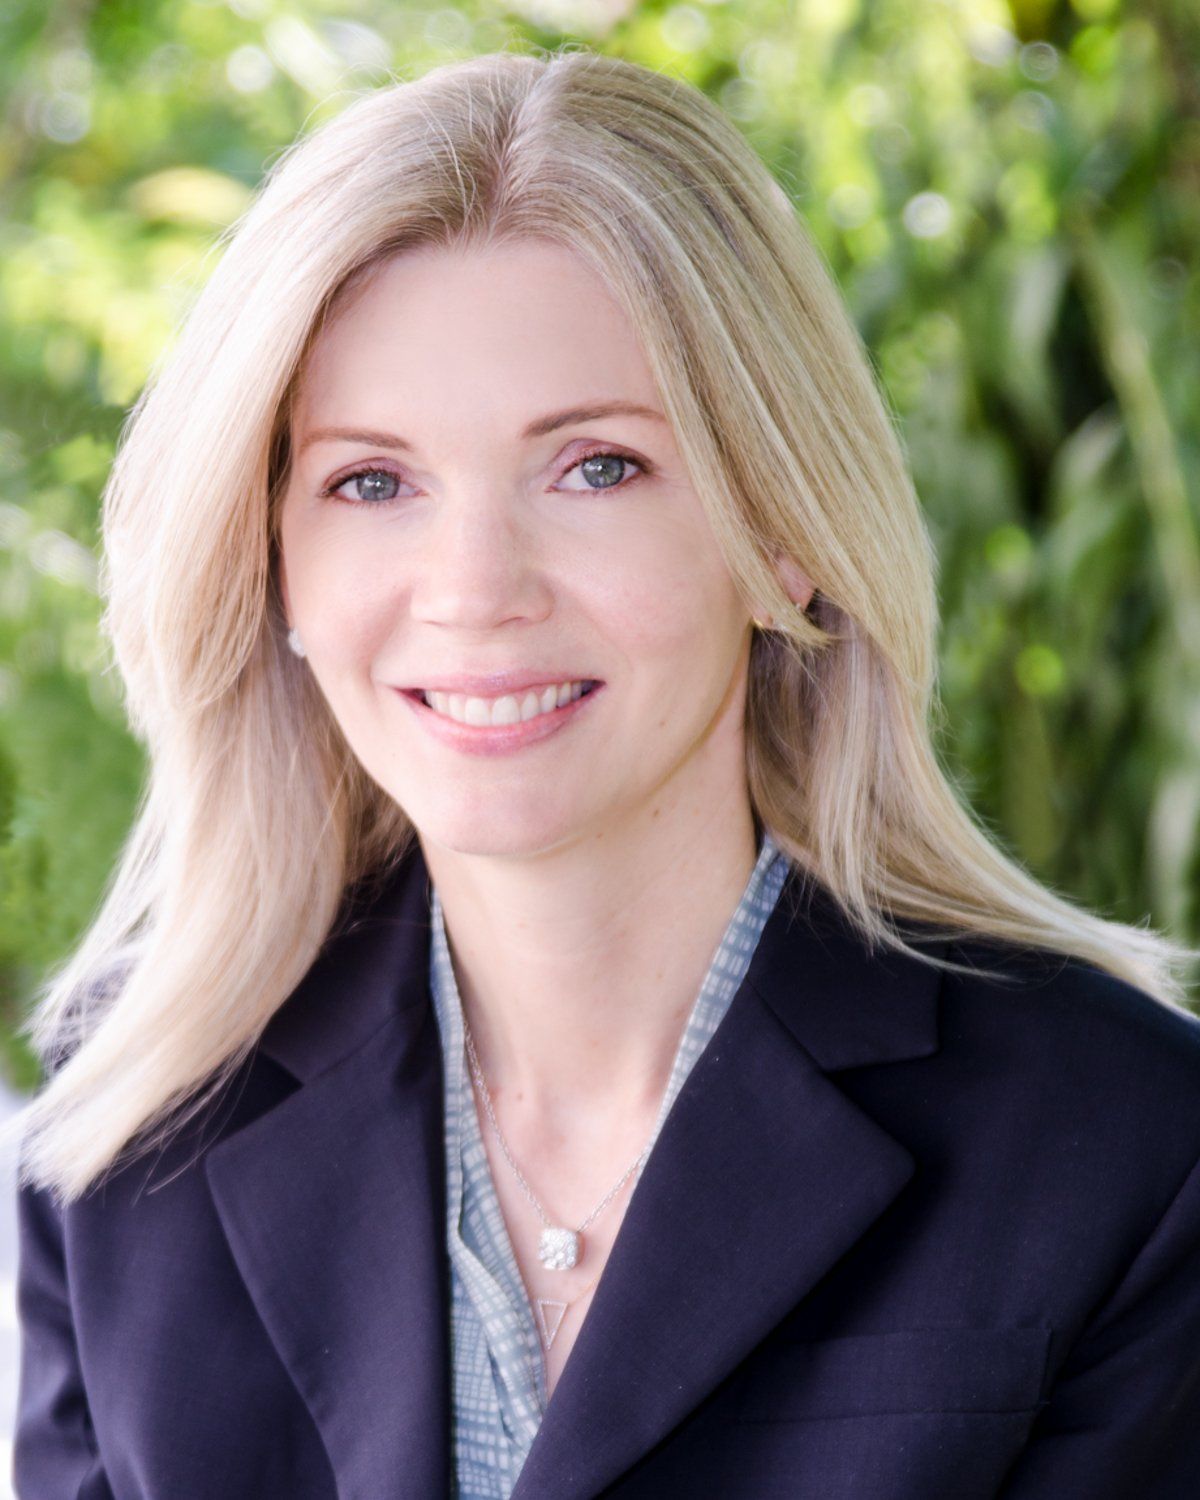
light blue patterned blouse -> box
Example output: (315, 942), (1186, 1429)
(427, 826), (790, 1499)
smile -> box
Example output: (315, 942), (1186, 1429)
(421, 679), (598, 726)
(394, 680), (604, 757)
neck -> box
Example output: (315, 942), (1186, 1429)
(422, 804), (762, 1129)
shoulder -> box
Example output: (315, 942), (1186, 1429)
(940, 936), (1200, 1064)
(936, 935), (1200, 1151)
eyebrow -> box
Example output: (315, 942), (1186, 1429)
(297, 400), (668, 456)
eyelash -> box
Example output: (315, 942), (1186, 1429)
(318, 444), (651, 508)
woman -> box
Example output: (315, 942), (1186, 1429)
(8, 46), (1200, 1500)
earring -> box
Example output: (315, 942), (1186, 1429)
(286, 626), (306, 658)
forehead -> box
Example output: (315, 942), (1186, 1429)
(293, 240), (661, 430)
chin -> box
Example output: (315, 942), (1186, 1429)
(404, 798), (589, 860)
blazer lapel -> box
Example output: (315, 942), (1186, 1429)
(509, 873), (948, 1500)
(204, 847), (451, 1500)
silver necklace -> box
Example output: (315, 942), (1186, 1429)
(462, 1018), (654, 1276)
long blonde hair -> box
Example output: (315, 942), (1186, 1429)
(6, 47), (1196, 1205)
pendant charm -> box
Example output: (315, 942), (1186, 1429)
(538, 1226), (580, 1270)
(535, 1298), (568, 1350)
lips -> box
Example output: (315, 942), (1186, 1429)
(394, 676), (603, 755)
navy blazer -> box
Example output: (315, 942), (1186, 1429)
(14, 842), (1200, 1499)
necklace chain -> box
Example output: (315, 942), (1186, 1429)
(462, 1019), (653, 1235)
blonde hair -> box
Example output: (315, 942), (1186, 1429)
(6, 47), (1196, 1205)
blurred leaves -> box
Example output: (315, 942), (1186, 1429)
(1, 0), (1198, 1085)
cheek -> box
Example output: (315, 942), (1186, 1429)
(280, 521), (392, 666)
(590, 527), (743, 667)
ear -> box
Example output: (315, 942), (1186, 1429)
(768, 552), (815, 612)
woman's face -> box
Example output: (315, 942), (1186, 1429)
(278, 239), (771, 859)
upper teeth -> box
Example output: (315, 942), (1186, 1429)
(423, 680), (589, 726)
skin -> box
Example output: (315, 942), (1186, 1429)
(277, 241), (813, 1365)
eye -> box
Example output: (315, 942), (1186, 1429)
(554, 447), (648, 495)
(318, 446), (651, 507)
(321, 467), (413, 506)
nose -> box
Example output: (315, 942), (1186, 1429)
(408, 490), (554, 631)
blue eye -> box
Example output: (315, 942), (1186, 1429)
(554, 449), (647, 494)
(322, 468), (408, 506)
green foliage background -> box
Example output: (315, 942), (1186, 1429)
(1, 0), (1198, 1091)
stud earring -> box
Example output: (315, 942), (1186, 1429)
(286, 626), (306, 658)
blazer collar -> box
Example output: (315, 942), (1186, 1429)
(252, 846), (436, 1084)
(255, 841), (945, 1081)
(205, 839), (947, 1500)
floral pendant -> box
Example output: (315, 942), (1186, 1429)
(538, 1225), (580, 1270)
